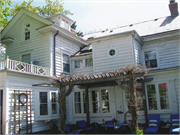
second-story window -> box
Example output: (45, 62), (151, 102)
(25, 24), (30, 40)
(22, 54), (30, 63)
(74, 60), (83, 68)
(144, 51), (157, 68)
(63, 54), (70, 73)
(85, 58), (93, 67)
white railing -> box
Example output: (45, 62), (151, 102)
(0, 56), (51, 76)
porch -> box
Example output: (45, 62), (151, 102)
(0, 56), (51, 76)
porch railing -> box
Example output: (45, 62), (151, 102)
(0, 56), (51, 76)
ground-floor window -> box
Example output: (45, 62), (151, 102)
(146, 82), (170, 111)
(74, 89), (110, 114)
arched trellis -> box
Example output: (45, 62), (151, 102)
(50, 64), (148, 134)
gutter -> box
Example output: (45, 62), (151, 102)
(54, 30), (59, 76)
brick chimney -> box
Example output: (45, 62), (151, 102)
(169, 0), (179, 16)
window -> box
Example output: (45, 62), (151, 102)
(147, 83), (170, 111)
(85, 58), (93, 67)
(63, 54), (70, 73)
(51, 92), (57, 114)
(158, 83), (169, 109)
(109, 49), (115, 56)
(22, 54), (30, 63)
(92, 90), (99, 113)
(40, 92), (48, 115)
(74, 60), (83, 68)
(144, 51), (157, 68)
(25, 24), (30, 40)
(74, 92), (81, 113)
(62, 19), (69, 30)
(91, 89), (110, 114)
(74, 91), (87, 114)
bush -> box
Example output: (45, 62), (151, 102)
(136, 127), (143, 135)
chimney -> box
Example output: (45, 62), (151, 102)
(169, 0), (179, 16)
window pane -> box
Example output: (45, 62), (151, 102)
(85, 58), (93, 67)
(40, 104), (48, 115)
(74, 92), (81, 102)
(75, 103), (81, 113)
(40, 92), (47, 103)
(40, 92), (48, 115)
(147, 84), (157, 110)
(63, 54), (70, 72)
(75, 60), (83, 68)
(101, 90), (110, 113)
(159, 83), (169, 109)
(145, 51), (157, 68)
(22, 54), (30, 63)
(52, 104), (57, 114)
(92, 90), (99, 113)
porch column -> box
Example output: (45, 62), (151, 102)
(85, 86), (90, 126)
(142, 81), (148, 123)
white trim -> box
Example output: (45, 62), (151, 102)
(107, 46), (118, 59)
(142, 48), (159, 69)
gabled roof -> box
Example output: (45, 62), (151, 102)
(1, 8), (53, 39)
(83, 15), (180, 40)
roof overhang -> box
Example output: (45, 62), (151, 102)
(87, 30), (144, 45)
(36, 24), (88, 46)
(1, 38), (14, 44)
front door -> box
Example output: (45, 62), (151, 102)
(0, 90), (3, 134)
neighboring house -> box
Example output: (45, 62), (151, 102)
(0, 0), (179, 134)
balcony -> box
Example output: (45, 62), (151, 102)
(0, 56), (51, 76)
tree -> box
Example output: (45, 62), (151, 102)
(71, 21), (83, 36)
(0, 0), (12, 28)
(38, 0), (73, 17)
(1, 0), (73, 27)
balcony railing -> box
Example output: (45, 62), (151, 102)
(0, 56), (51, 76)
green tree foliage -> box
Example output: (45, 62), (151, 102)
(1, 0), (73, 27)
(38, 0), (73, 17)
(71, 21), (83, 36)
(0, 0), (12, 28)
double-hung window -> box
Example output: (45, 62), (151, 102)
(22, 54), (31, 63)
(39, 92), (48, 115)
(74, 92), (81, 113)
(74, 60), (83, 68)
(63, 54), (70, 73)
(144, 51), (157, 68)
(146, 82), (170, 112)
(51, 92), (57, 114)
(85, 58), (93, 67)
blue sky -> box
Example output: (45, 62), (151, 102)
(12, 0), (180, 34)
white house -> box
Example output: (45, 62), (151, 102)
(0, 0), (179, 134)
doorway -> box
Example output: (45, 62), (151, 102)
(0, 90), (3, 134)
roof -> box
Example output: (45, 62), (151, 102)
(71, 45), (92, 57)
(83, 15), (180, 40)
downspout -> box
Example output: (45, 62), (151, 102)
(54, 30), (59, 76)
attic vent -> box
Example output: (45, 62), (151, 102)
(110, 30), (113, 33)
(129, 24), (133, 27)
(154, 18), (158, 21)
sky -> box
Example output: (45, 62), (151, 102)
(12, 0), (180, 34)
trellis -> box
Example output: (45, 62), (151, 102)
(51, 64), (148, 134)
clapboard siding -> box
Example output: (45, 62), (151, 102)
(5, 73), (58, 134)
(52, 34), (81, 76)
(6, 16), (51, 68)
(92, 35), (134, 74)
(142, 37), (180, 69)
(175, 79), (179, 113)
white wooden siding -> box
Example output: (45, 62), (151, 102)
(4, 73), (58, 134)
(92, 35), (134, 75)
(51, 34), (81, 76)
(175, 79), (180, 113)
(133, 39), (142, 65)
(6, 16), (51, 69)
(142, 37), (180, 69)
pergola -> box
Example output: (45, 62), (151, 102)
(48, 65), (151, 134)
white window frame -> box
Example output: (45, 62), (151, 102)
(74, 60), (83, 69)
(145, 81), (171, 114)
(85, 58), (93, 67)
(35, 89), (59, 120)
(143, 48), (159, 69)
(62, 53), (71, 74)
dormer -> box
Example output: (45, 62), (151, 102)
(46, 13), (74, 31)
